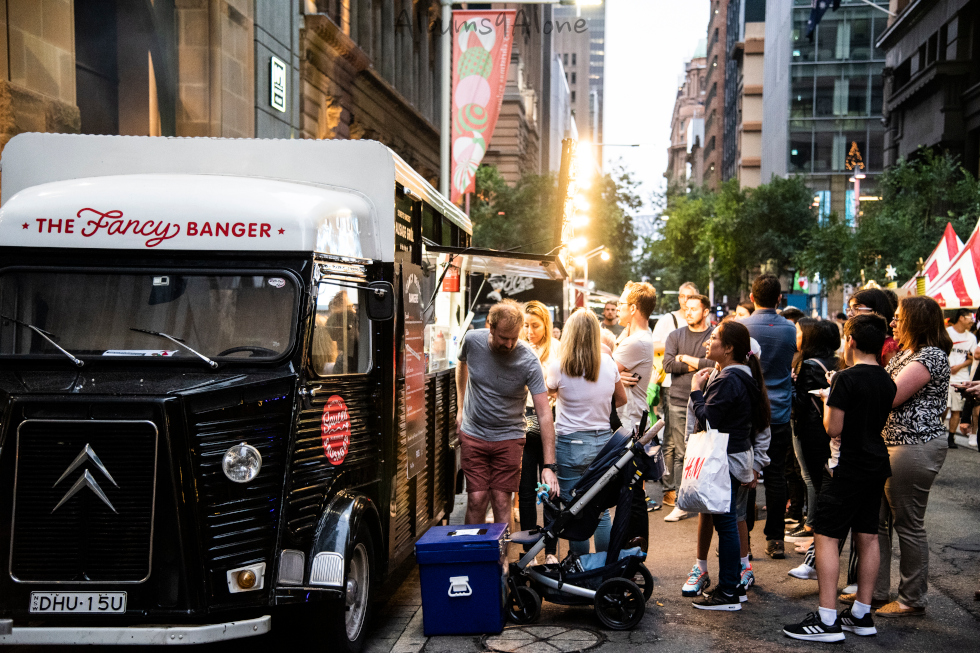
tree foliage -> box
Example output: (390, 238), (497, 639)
(797, 149), (980, 287)
(469, 163), (640, 295)
(638, 176), (817, 307)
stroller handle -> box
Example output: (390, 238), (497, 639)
(638, 419), (665, 446)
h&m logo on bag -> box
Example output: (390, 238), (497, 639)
(684, 457), (706, 480)
(448, 576), (472, 598)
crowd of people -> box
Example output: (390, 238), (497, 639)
(453, 273), (968, 643)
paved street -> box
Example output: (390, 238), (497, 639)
(362, 434), (980, 653)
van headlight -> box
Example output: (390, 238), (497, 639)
(222, 443), (262, 483)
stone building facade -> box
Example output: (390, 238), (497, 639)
(878, 0), (980, 176)
(665, 42), (707, 188)
(702, 0), (729, 190)
(0, 1), (445, 188)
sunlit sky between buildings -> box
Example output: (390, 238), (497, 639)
(604, 0), (710, 218)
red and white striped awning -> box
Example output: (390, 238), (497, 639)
(929, 224), (980, 309)
(902, 222), (964, 291)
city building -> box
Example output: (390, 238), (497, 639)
(553, 3), (604, 146)
(763, 0), (890, 219)
(548, 54), (578, 173)
(665, 41), (707, 188)
(877, 0), (980, 176)
(703, 0), (730, 190)
(723, 0), (766, 188)
(0, 1), (480, 190)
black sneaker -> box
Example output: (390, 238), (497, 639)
(838, 606), (877, 636)
(735, 584), (748, 603)
(948, 433), (959, 449)
(645, 496), (661, 512)
(765, 540), (785, 559)
(783, 612), (845, 642)
(785, 525), (813, 542)
(693, 587), (741, 611)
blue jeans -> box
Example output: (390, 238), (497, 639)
(713, 475), (741, 594)
(556, 429), (613, 556)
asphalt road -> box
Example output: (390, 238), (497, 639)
(9, 435), (980, 652)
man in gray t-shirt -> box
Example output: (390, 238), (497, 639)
(456, 300), (559, 526)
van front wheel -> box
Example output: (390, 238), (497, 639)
(325, 526), (374, 653)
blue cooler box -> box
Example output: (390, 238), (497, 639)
(415, 523), (508, 636)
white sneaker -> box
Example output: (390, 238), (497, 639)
(842, 583), (858, 594)
(788, 563), (818, 580)
(969, 433), (978, 447)
(664, 507), (690, 522)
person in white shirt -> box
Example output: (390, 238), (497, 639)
(547, 309), (627, 555)
(614, 281), (658, 433)
(946, 308), (976, 446)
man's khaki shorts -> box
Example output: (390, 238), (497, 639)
(459, 431), (526, 493)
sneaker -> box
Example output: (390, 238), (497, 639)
(788, 563), (818, 580)
(948, 432), (959, 449)
(783, 612), (845, 642)
(785, 525), (813, 542)
(784, 515), (801, 526)
(969, 433), (978, 447)
(842, 583), (858, 595)
(662, 490), (677, 506)
(838, 606), (877, 636)
(739, 564), (755, 593)
(681, 564), (711, 597)
(645, 496), (661, 512)
(765, 540), (785, 559)
(692, 587), (741, 611)
(664, 507), (690, 522)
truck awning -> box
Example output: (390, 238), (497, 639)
(424, 246), (567, 281)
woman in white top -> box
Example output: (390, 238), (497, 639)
(547, 309), (627, 555)
(519, 301), (561, 562)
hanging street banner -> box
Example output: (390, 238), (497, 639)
(451, 9), (516, 205)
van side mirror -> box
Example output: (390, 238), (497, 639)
(366, 281), (395, 321)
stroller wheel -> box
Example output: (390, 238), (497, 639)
(631, 564), (654, 602)
(594, 578), (645, 630)
(508, 586), (541, 624)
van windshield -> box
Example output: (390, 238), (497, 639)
(0, 270), (298, 361)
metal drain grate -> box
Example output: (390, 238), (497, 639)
(483, 626), (604, 653)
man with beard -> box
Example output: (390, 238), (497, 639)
(457, 299), (560, 526)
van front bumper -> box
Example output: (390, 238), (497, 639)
(0, 615), (270, 645)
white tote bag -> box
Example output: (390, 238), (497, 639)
(676, 421), (731, 514)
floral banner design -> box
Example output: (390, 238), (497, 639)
(451, 10), (516, 204)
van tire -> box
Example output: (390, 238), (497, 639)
(324, 524), (374, 653)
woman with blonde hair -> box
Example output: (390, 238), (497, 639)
(865, 296), (951, 617)
(518, 301), (560, 562)
(546, 309), (627, 555)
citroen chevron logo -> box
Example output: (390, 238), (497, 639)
(51, 444), (118, 514)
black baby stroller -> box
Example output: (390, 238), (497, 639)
(507, 415), (666, 630)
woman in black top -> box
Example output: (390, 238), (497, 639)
(790, 319), (841, 540)
(689, 321), (771, 610)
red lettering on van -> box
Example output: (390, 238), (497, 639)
(77, 208), (180, 248)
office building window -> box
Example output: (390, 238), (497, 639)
(814, 190), (831, 222)
(571, 91), (576, 102)
(572, 53), (577, 65)
(564, 53), (568, 65)
(571, 72), (576, 84)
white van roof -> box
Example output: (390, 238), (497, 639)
(0, 134), (471, 262)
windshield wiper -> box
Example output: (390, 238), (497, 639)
(0, 314), (84, 367)
(130, 328), (218, 369)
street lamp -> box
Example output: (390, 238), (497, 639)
(574, 245), (608, 306)
(440, 0), (604, 199)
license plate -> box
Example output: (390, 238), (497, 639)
(30, 592), (126, 613)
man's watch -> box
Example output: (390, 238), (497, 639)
(543, 463), (558, 473)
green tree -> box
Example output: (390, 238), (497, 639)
(469, 163), (640, 296)
(796, 211), (856, 290)
(853, 149), (980, 281)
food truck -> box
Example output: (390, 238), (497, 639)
(0, 134), (565, 648)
